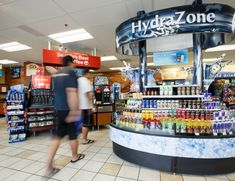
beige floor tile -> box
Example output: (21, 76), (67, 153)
(123, 161), (139, 168)
(0, 146), (13, 154)
(4, 171), (31, 181)
(107, 154), (124, 165)
(227, 172), (235, 180)
(27, 152), (47, 161)
(93, 141), (107, 147)
(161, 172), (183, 181)
(54, 155), (70, 167)
(25, 175), (46, 181)
(70, 170), (96, 181)
(66, 158), (88, 169)
(104, 142), (113, 148)
(0, 154), (11, 162)
(93, 173), (116, 181)
(138, 167), (160, 181)
(15, 150), (36, 159)
(82, 160), (104, 172)
(57, 148), (69, 155)
(118, 165), (139, 180)
(4, 148), (25, 156)
(0, 157), (22, 167)
(35, 165), (64, 177)
(52, 167), (78, 181)
(115, 177), (137, 181)
(87, 145), (102, 152)
(22, 162), (46, 174)
(205, 175), (228, 180)
(99, 163), (121, 176)
(9, 159), (34, 170)
(206, 178), (228, 181)
(38, 154), (60, 163)
(0, 168), (17, 180)
(98, 147), (113, 154)
(183, 174), (206, 181)
(82, 151), (96, 160)
(91, 153), (110, 162)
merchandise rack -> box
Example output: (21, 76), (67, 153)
(27, 75), (54, 136)
(6, 85), (27, 143)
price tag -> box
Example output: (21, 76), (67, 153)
(213, 133), (218, 136)
(195, 133), (200, 136)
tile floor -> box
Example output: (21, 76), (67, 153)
(1, 118), (235, 181)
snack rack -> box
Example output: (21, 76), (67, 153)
(6, 84), (26, 143)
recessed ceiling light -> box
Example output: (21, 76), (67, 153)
(205, 44), (235, 52)
(0, 59), (18, 64)
(48, 28), (93, 43)
(0, 42), (31, 52)
(101, 56), (117, 61)
(109, 67), (126, 70)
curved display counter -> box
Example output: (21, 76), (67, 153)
(110, 124), (235, 175)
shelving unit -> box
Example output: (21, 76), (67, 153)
(143, 95), (204, 98)
(6, 84), (26, 143)
(27, 75), (54, 136)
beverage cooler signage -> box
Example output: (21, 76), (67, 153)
(31, 75), (51, 89)
(116, 4), (235, 55)
(153, 49), (188, 66)
(10, 84), (24, 93)
(43, 49), (101, 69)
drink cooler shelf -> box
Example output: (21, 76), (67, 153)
(144, 85), (199, 88)
(143, 95), (204, 98)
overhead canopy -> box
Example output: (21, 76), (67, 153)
(115, 3), (235, 55)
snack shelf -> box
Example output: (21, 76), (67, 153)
(8, 119), (25, 124)
(27, 110), (54, 115)
(143, 95), (204, 99)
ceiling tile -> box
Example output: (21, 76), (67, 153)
(26, 15), (81, 35)
(54, 0), (122, 13)
(1, 0), (66, 24)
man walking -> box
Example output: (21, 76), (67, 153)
(46, 55), (85, 175)
(78, 69), (95, 144)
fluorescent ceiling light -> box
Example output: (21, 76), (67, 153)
(0, 59), (18, 64)
(109, 67), (126, 71)
(205, 44), (235, 52)
(0, 42), (31, 52)
(101, 56), (117, 61)
(48, 28), (93, 43)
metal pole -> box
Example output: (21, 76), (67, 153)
(48, 41), (51, 50)
(192, 33), (203, 88)
(192, 0), (203, 90)
(139, 40), (147, 92)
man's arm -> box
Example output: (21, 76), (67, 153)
(45, 66), (58, 75)
(66, 87), (79, 122)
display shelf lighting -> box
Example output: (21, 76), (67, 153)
(48, 28), (93, 43)
(205, 44), (235, 52)
(0, 42), (31, 52)
(203, 58), (217, 62)
(147, 63), (154, 66)
(0, 59), (18, 64)
(101, 56), (117, 61)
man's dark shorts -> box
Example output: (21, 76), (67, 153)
(82, 109), (93, 128)
(53, 111), (78, 140)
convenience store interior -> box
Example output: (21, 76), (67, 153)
(1, 0), (235, 180)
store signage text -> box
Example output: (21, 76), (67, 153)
(132, 11), (216, 34)
(43, 49), (101, 69)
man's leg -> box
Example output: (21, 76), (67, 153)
(82, 126), (89, 142)
(47, 137), (61, 170)
(69, 139), (79, 161)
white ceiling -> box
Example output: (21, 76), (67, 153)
(0, 0), (235, 71)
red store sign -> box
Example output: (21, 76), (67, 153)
(32, 75), (51, 89)
(43, 49), (101, 69)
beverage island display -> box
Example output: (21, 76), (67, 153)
(110, 2), (235, 175)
